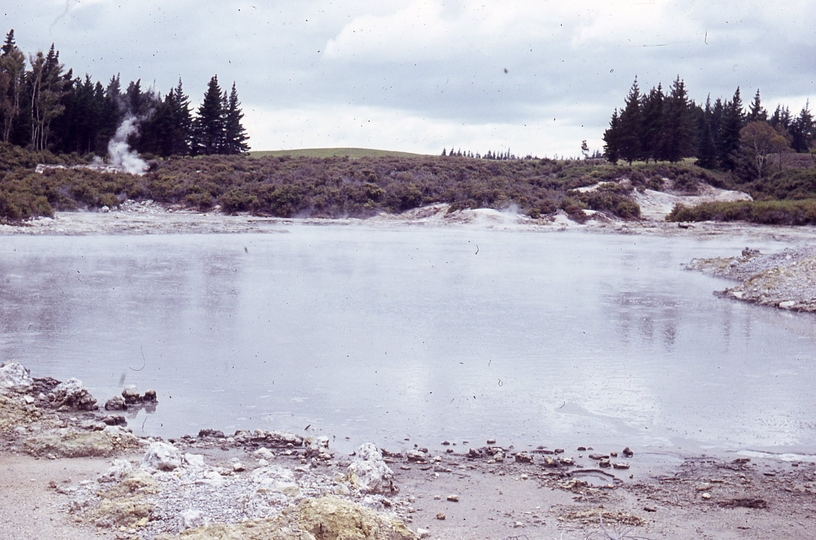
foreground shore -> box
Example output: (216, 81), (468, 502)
(2, 361), (816, 540)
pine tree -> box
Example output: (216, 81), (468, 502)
(639, 84), (664, 162)
(790, 102), (814, 153)
(603, 109), (621, 164)
(717, 87), (744, 171)
(618, 78), (642, 164)
(0, 30), (26, 143)
(746, 89), (767, 123)
(657, 76), (695, 162)
(695, 97), (717, 169)
(222, 82), (249, 154)
(191, 75), (224, 155)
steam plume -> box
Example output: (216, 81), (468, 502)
(107, 115), (148, 175)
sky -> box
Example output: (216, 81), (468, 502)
(3, 0), (815, 158)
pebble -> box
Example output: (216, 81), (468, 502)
(436, 513), (446, 520)
(446, 494), (459, 502)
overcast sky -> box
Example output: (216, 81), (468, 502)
(4, 1), (815, 157)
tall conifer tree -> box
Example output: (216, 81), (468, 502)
(191, 75), (224, 155)
(657, 76), (695, 162)
(717, 87), (744, 171)
(618, 78), (642, 164)
(222, 82), (249, 154)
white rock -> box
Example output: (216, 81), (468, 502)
(254, 447), (275, 460)
(181, 509), (206, 530)
(142, 441), (182, 471)
(51, 378), (97, 410)
(0, 361), (33, 393)
(184, 453), (207, 469)
(99, 459), (133, 482)
(347, 443), (396, 494)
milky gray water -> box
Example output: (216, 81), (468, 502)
(2, 225), (815, 454)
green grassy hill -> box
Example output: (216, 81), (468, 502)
(249, 148), (426, 159)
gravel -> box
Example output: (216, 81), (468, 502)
(686, 245), (816, 312)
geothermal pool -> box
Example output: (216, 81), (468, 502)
(2, 224), (815, 454)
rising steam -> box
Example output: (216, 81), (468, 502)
(106, 115), (148, 175)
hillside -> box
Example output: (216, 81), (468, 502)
(249, 148), (426, 159)
(2, 143), (816, 225)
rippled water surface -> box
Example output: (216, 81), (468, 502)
(2, 225), (815, 454)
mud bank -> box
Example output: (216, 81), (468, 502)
(2, 199), (816, 242)
(687, 245), (816, 313)
(3, 361), (816, 540)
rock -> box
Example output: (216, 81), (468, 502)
(142, 441), (182, 471)
(50, 378), (97, 410)
(486, 438), (497, 444)
(233, 429), (304, 447)
(305, 435), (333, 461)
(588, 453), (609, 460)
(254, 447), (275, 460)
(446, 494), (459, 502)
(515, 452), (533, 463)
(184, 453), (207, 469)
(347, 443), (397, 494)
(417, 528), (431, 539)
(104, 395), (127, 410)
(436, 512), (446, 520)
(613, 462), (630, 470)
(25, 428), (121, 458)
(99, 459), (134, 483)
(143, 389), (158, 402)
(577, 446), (587, 451)
(181, 509), (207, 530)
(622, 447), (634, 457)
(198, 429), (225, 439)
(599, 459), (611, 468)
(542, 457), (559, 468)
(406, 449), (426, 462)
(122, 385), (141, 403)
(102, 414), (126, 426)
(0, 361), (33, 393)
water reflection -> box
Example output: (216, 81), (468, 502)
(0, 227), (814, 454)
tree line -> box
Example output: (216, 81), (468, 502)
(602, 76), (813, 176)
(0, 29), (249, 158)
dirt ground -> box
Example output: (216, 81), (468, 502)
(2, 433), (816, 540)
(2, 201), (816, 539)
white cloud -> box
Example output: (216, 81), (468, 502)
(4, 0), (816, 155)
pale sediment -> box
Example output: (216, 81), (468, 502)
(687, 245), (816, 312)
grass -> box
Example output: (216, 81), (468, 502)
(249, 148), (427, 159)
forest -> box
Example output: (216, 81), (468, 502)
(0, 29), (248, 159)
(602, 76), (813, 177)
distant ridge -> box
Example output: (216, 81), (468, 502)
(249, 147), (427, 159)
